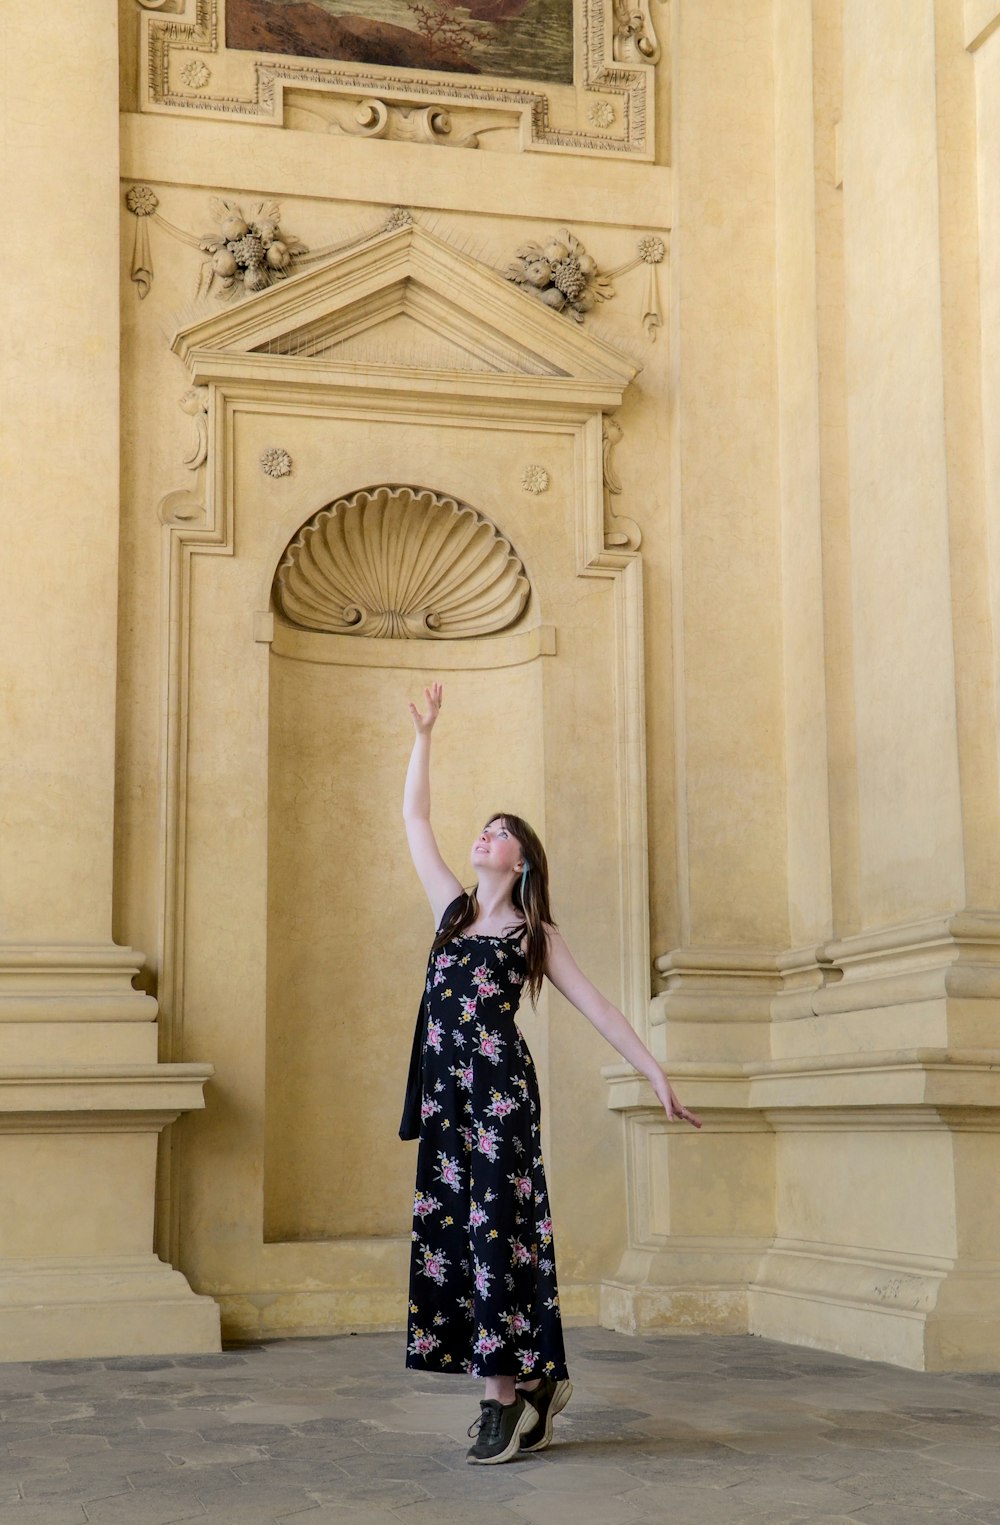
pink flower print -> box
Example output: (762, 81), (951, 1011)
(451, 1064), (473, 1091)
(459, 1124), (473, 1151)
(506, 1310), (532, 1336)
(537, 1215), (553, 1245)
(435, 1152), (462, 1191)
(413, 1190), (442, 1218)
(425, 1017), (443, 1053)
(509, 1173), (532, 1201)
(420, 1246), (450, 1286)
(510, 970), (522, 985)
(459, 995), (477, 1023)
(476, 1026), (504, 1064)
(473, 964), (500, 999)
(473, 1257), (492, 1297)
(468, 1202), (489, 1231)
(475, 1124), (500, 1162)
(420, 1097), (441, 1121)
(487, 1090), (517, 1118)
(517, 1349), (539, 1372)
(435, 951), (455, 971)
(407, 1328), (441, 1358)
(474, 1327), (504, 1357)
(509, 1236), (531, 1266)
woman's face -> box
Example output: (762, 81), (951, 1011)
(471, 818), (523, 876)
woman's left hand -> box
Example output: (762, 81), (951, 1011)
(654, 1074), (702, 1129)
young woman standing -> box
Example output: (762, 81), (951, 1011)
(401, 682), (701, 1464)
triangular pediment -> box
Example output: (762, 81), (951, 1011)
(171, 223), (639, 400)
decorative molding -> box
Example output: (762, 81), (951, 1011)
(158, 388), (210, 526)
(180, 387), (209, 469)
(180, 59), (211, 88)
(0, 944), (157, 1024)
(260, 446), (292, 479)
(267, 618), (556, 670)
(521, 465), (550, 494)
(602, 416), (641, 549)
(586, 98), (616, 128)
(612, 0), (660, 64)
(140, 0), (659, 160)
(171, 222), (641, 403)
(292, 93), (520, 150)
(274, 485), (530, 639)
(505, 228), (613, 324)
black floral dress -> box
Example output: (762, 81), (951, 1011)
(405, 902), (568, 1380)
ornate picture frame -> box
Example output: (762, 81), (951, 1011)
(138, 0), (662, 158)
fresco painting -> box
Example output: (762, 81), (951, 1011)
(227, 0), (575, 85)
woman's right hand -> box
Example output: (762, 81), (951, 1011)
(408, 682), (443, 735)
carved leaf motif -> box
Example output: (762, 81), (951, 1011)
(275, 486), (529, 640)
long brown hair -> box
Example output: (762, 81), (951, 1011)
(432, 813), (554, 1004)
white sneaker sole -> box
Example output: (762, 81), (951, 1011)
(520, 1378), (573, 1453)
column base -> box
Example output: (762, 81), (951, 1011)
(0, 1255), (220, 1362)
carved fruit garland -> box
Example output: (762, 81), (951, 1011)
(505, 229), (613, 323)
(198, 199), (308, 299)
(275, 486), (529, 640)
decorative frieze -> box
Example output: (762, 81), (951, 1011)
(275, 485), (530, 640)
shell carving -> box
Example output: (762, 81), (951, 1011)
(275, 486), (530, 640)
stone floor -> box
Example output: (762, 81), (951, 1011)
(4, 1329), (1000, 1525)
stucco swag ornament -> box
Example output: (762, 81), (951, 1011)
(505, 228), (666, 336)
(198, 199), (308, 299)
(275, 486), (529, 640)
(505, 229), (613, 323)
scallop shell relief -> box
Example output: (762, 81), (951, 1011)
(275, 486), (530, 640)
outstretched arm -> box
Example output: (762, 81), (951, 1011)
(404, 682), (464, 925)
(544, 927), (702, 1128)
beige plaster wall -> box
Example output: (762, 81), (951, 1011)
(5, 0), (996, 1367)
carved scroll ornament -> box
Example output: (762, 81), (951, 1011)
(275, 486), (530, 639)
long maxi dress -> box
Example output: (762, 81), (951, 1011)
(404, 900), (569, 1380)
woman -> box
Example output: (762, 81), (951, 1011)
(402, 682), (701, 1465)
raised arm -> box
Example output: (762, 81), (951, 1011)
(543, 927), (701, 1128)
(404, 682), (464, 925)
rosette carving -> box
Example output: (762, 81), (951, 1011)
(275, 486), (530, 640)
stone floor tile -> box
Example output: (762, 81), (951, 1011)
(306, 1478), (431, 1509)
(225, 1404), (329, 1427)
(0, 1507), (88, 1525)
(936, 1469), (1000, 1501)
(324, 1454), (449, 1482)
(17, 1470), (131, 1503)
(918, 1443), (1000, 1470)
(82, 1490), (208, 1524)
(515, 1491), (652, 1525)
(518, 1459), (646, 1495)
(190, 1486), (328, 1517)
(139, 1410), (232, 1433)
(9, 1434), (111, 1459)
(274, 1511), (402, 1525)
(393, 1501), (524, 1525)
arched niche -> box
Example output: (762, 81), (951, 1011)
(263, 484), (547, 1242)
(161, 221), (650, 1336)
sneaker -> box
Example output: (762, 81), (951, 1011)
(466, 1394), (537, 1464)
(518, 1375), (573, 1452)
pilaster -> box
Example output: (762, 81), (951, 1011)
(0, 1), (217, 1358)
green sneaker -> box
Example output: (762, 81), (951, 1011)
(518, 1375), (573, 1452)
(466, 1394), (537, 1464)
